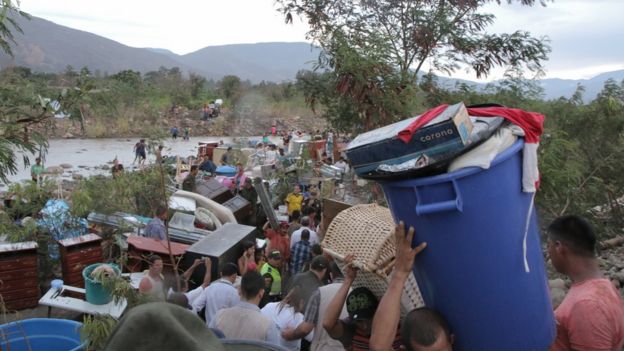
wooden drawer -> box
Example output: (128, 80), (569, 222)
(63, 245), (102, 263)
(4, 297), (39, 310)
(0, 277), (38, 293)
(63, 271), (86, 286)
(62, 256), (102, 275)
(0, 268), (38, 282)
(0, 255), (37, 272)
(1, 286), (40, 301)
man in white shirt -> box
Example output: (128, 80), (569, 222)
(291, 216), (319, 249)
(210, 271), (281, 344)
(192, 262), (240, 326)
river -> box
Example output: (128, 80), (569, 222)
(3, 135), (283, 189)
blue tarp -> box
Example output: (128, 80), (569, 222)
(37, 199), (88, 259)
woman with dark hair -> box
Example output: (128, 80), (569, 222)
(238, 240), (257, 275)
(261, 285), (313, 350)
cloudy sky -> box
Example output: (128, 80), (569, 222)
(19, 0), (624, 81)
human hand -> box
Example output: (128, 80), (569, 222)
(281, 327), (296, 341)
(192, 258), (202, 267)
(343, 254), (358, 282)
(203, 257), (212, 269)
(394, 221), (426, 279)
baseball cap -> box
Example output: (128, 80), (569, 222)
(268, 250), (282, 260)
(347, 287), (378, 320)
(310, 256), (329, 270)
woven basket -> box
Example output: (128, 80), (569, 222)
(322, 204), (424, 312)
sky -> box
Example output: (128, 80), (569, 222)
(19, 0), (624, 82)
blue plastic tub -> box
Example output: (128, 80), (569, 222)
(0, 318), (85, 351)
(215, 165), (237, 177)
(379, 139), (555, 351)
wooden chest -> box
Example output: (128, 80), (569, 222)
(58, 234), (103, 288)
(222, 195), (252, 223)
(195, 178), (233, 204)
(182, 223), (256, 288)
(0, 241), (40, 310)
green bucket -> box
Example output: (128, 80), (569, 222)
(82, 263), (121, 305)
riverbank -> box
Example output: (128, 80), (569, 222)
(45, 106), (326, 139)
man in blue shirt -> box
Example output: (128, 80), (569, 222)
(290, 229), (313, 274)
(144, 205), (168, 241)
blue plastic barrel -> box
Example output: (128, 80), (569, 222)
(0, 318), (85, 351)
(82, 263), (121, 305)
(379, 139), (555, 351)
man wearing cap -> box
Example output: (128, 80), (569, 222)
(290, 255), (329, 305)
(260, 250), (283, 302)
(192, 262), (240, 326)
(324, 255), (402, 350)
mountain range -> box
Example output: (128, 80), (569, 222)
(0, 15), (621, 101)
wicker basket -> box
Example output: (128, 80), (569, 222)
(322, 204), (424, 312)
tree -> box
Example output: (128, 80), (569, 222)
(277, 0), (551, 130)
(220, 75), (242, 103)
(0, 1), (29, 55)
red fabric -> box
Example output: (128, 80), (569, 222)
(397, 104), (544, 144)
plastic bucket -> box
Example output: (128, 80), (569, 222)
(82, 263), (121, 305)
(0, 318), (85, 351)
(379, 139), (555, 350)
(216, 165), (237, 177)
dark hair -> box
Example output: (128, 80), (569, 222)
(167, 275), (188, 293)
(241, 271), (264, 299)
(242, 240), (255, 251)
(291, 210), (301, 221)
(547, 215), (596, 257)
(301, 229), (310, 241)
(227, 147), (232, 151)
(301, 216), (310, 227)
(401, 307), (452, 350)
(311, 244), (323, 256)
(220, 262), (238, 277)
(328, 261), (343, 280)
(155, 204), (168, 217)
(190, 165), (198, 172)
(148, 255), (162, 265)
(167, 292), (190, 309)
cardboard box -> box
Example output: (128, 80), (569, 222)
(346, 102), (474, 177)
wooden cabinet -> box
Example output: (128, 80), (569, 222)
(195, 178), (233, 204)
(222, 195), (251, 223)
(58, 234), (103, 288)
(0, 242), (39, 310)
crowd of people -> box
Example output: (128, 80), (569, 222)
(125, 214), (624, 351)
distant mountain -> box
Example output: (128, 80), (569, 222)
(0, 16), (201, 76)
(0, 15), (621, 101)
(179, 42), (320, 82)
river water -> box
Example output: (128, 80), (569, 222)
(3, 135), (283, 189)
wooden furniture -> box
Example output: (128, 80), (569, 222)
(39, 284), (127, 318)
(58, 234), (103, 288)
(182, 223), (255, 288)
(0, 242), (39, 311)
(195, 178), (234, 204)
(126, 236), (189, 273)
(222, 195), (251, 223)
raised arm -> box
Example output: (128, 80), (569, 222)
(370, 222), (427, 351)
(323, 254), (357, 340)
(201, 258), (212, 288)
(182, 259), (202, 281)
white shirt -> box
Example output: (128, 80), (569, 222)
(261, 302), (313, 350)
(265, 150), (278, 164)
(334, 160), (349, 173)
(290, 227), (319, 249)
(166, 286), (205, 313)
(192, 278), (240, 326)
